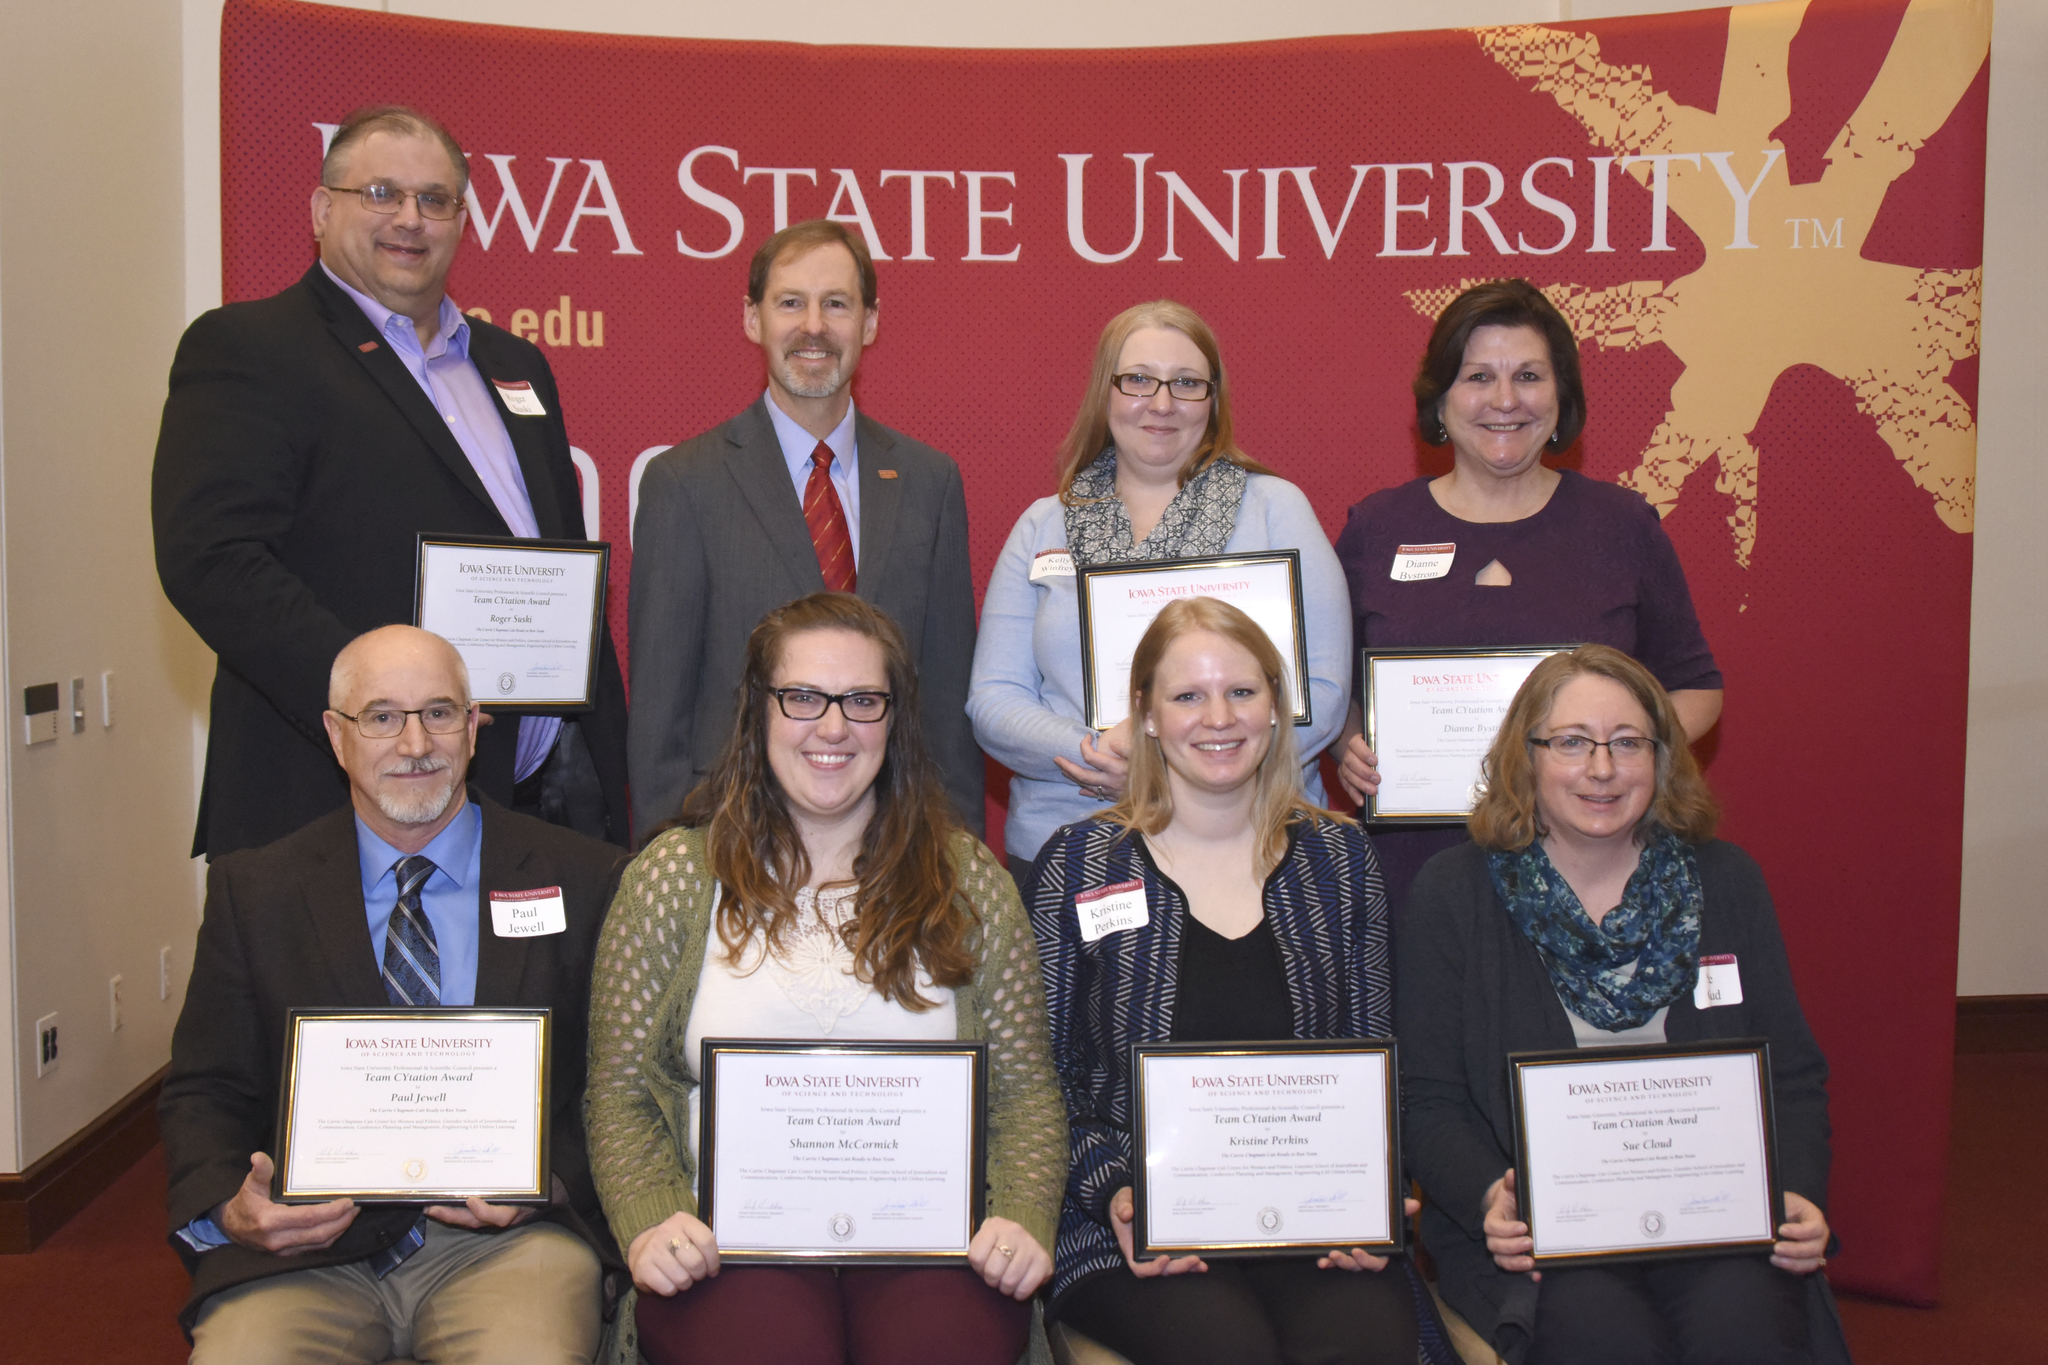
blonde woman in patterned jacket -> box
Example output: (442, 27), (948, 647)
(586, 593), (1066, 1365)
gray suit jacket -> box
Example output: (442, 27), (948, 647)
(626, 398), (983, 836)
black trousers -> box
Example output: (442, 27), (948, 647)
(1057, 1258), (1420, 1365)
(1526, 1255), (1810, 1365)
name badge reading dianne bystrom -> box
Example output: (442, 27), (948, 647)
(1076, 880), (1148, 942)
(1390, 543), (1455, 582)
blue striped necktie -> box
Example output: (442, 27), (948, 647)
(382, 855), (441, 1007)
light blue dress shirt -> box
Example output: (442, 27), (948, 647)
(762, 390), (861, 568)
(355, 801), (485, 1008)
(321, 265), (559, 779)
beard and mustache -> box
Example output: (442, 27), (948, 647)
(375, 754), (462, 826)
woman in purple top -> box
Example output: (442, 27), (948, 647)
(1332, 280), (1724, 914)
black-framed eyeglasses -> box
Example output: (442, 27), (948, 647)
(1112, 373), (1215, 401)
(333, 703), (475, 738)
(1529, 734), (1659, 765)
(771, 688), (893, 723)
(323, 183), (467, 220)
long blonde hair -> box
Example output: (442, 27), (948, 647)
(1106, 598), (1341, 876)
(1055, 300), (1273, 503)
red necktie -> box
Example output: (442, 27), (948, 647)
(803, 442), (857, 593)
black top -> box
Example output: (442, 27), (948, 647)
(1171, 913), (1295, 1042)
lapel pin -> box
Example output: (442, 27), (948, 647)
(878, 469), (899, 479)
(357, 341), (380, 353)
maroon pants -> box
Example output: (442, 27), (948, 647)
(636, 1264), (1031, 1365)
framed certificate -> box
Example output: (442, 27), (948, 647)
(1077, 552), (1310, 730)
(1131, 1040), (1403, 1259)
(1510, 1040), (1783, 1267)
(1362, 645), (1576, 822)
(699, 1040), (988, 1263)
(414, 534), (610, 710)
(275, 1008), (550, 1204)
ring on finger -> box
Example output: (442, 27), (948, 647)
(999, 1244), (1014, 1258)
(668, 1235), (683, 1253)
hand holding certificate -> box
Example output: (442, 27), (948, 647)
(699, 1041), (988, 1263)
(1131, 1042), (1403, 1259)
(275, 1009), (551, 1203)
(415, 534), (609, 709)
(1510, 1041), (1782, 1267)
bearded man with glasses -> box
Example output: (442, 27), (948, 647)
(161, 626), (626, 1363)
(153, 104), (630, 863)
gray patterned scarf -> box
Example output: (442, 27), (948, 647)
(1061, 450), (1248, 568)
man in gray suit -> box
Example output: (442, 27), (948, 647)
(628, 220), (983, 836)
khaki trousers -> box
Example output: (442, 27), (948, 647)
(191, 1219), (600, 1365)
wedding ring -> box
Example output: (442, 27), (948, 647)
(999, 1244), (1015, 1257)
(668, 1236), (683, 1253)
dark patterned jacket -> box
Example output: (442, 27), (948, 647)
(1028, 814), (1455, 1356)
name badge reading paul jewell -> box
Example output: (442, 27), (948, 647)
(491, 887), (567, 938)
(1390, 543), (1455, 582)
(1076, 880), (1148, 943)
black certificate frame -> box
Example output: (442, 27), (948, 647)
(413, 532), (611, 712)
(1130, 1038), (1405, 1260)
(1361, 644), (1578, 823)
(698, 1039), (990, 1266)
(1076, 551), (1311, 731)
(273, 1007), (552, 1205)
(1509, 1038), (1784, 1269)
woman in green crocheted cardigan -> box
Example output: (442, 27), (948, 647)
(586, 594), (1066, 1365)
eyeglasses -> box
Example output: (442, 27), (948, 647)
(1112, 373), (1215, 401)
(772, 688), (893, 723)
(1529, 734), (1659, 765)
(323, 183), (466, 220)
(333, 703), (475, 738)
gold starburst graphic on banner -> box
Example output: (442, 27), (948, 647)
(1413, 0), (1987, 567)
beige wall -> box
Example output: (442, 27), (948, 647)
(1, 0), (217, 1170)
(2, 0), (2035, 1168)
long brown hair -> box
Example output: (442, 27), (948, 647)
(1055, 300), (1273, 503)
(1468, 645), (1718, 851)
(679, 594), (972, 1008)
(1107, 598), (1341, 877)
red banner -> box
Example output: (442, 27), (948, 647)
(221, 0), (1988, 1303)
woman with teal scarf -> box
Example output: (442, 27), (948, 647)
(1398, 645), (1845, 1365)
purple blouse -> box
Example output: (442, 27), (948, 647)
(1333, 470), (1722, 693)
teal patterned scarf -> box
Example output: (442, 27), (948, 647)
(1486, 832), (1703, 1031)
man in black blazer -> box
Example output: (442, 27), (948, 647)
(628, 220), (983, 835)
(161, 625), (623, 1360)
(153, 104), (628, 860)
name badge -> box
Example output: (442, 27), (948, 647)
(1076, 879), (1148, 943)
(491, 379), (548, 416)
(1030, 549), (1076, 581)
(490, 886), (567, 937)
(1693, 954), (1743, 1009)
(1390, 543), (1455, 582)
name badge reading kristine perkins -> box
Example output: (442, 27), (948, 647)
(1076, 880), (1149, 942)
(490, 379), (548, 416)
(1030, 549), (1076, 581)
(1389, 543), (1455, 581)
(490, 887), (567, 938)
